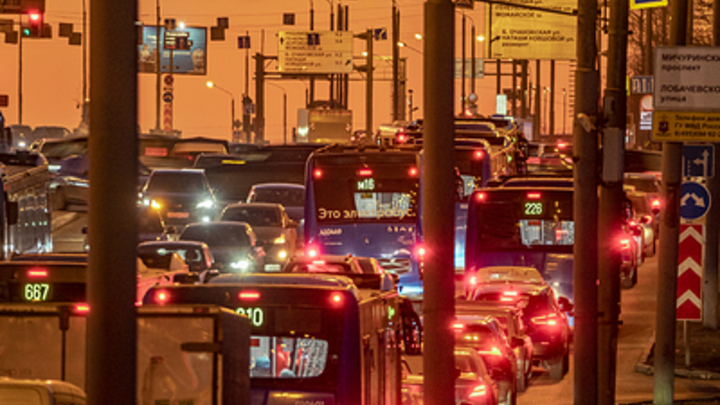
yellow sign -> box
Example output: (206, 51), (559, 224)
(630, 0), (668, 10)
(652, 111), (720, 141)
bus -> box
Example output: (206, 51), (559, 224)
(304, 145), (424, 295)
(144, 273), (402, 405)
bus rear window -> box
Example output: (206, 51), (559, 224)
(519, 219), (574, 246)
(251, 336), (329, 379)
(314, 178), (418, 223)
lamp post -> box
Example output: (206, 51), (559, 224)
(267, 82), (288, 145)
(206, 81), (236, 140)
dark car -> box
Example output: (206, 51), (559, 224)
(30, 136), (88, 172)
(219, 203), (298, 271)
(246, 183), (305, 222)
(283, 254), (395, 292)
(138, 240), (214, 274)
(179, 222), (265, 273)
(470, 282), (572, 381)
(454, 317), (518, 405)
(83, 207), (168, 252)
(29, 126), (72, 142)
(140, 169), (218, 228)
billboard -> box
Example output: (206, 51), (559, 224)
(488, 0), (577, 60)
(138, 25), (207, 75)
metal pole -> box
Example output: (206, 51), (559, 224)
(409, 89), (415, 121)
(336, 4), (343, 108)
(520, 60), (528, 119)
(645, 9), (653, 74)
(231, 98), (235, 140)
(168, 49), (173, 132)
(393, 2), (400, 121)
(704, 0), (720, 331)
(87, 0), (138, 403)
(329, 4), (335, 107)
(82, 0), (88, 125)
(687, 0), (693, 44)
(655, 0), (688, 400)
(598, 0), (628, 401)
(549, 60), (555, 137)
(283, 92), (287, 145)
(534, 60), (541, 138)
(366, 29), (373, 136)
(18, 13), (23, 125)
(461, 13), (466, 114)
(254, 53), (265, 144)
(512, 60), (517, 117)
(573, 0), (600, 397)
(471, 25), (476, 98)
(496, 59), (501, 96)
(344, 5), (350, 109)
(244, 30), (251, 143)
(423, 1), (456, 405)
(310, 2), (315, 104)
(154, 0), (161, 131)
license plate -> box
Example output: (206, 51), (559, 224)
(264, 264), (281, 272)
(167, 212), (189, 219)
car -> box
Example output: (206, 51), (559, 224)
(355, 256), (400, 286)
(627, 190), (660, 254)
(465, 266), (544, 296)
(168, 136), (229, 163)
(178, 221), (265, 273)
(83, 206), (168, 251)
(469, 282), (572, 381)
(140, 169), (219, 228)
(8, 124), (32, 150)
(219, 203), (298, 271)
(453, 317), (518, 405)
(456, 300), (534, 393)
(246, 183), (305, 222)
(29, 125), (72, 142)
(624, 172), (660, 201)
(136, 253), (192, 303)
(29, 136), (88, 172)
(282, 254), (395, 292)
(138, 240), (215, 274)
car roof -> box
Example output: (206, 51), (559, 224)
(474, 266), (544, 284)
(224, 202), (282, 210)
(251, 183), (305, 190)
(138, 240), (209, 249)
(473, 282), (549, 296)
(625, 172), (658, 179)
(151, 168), (205, 174)
(184, 221), (249, 230)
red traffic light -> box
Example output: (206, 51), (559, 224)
(28, 13), (41, 22)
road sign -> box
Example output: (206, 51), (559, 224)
(652, 111), (720, 142)
(683, 144), (714, 178)
(680, 181), (711, 221)
(237, 35), (251, 49)
(374, 28), (387, 41)
(454, 58), (484, 79)
(0, 94), (8, 107)
(496, 94), (508, 116)
(630, 76), (653, 94)
(631, 0), (668, 9)
(654, 47), (720, 112)
(278, 31), (353, 74)
(162, 92), (173, 103)
(677, 224), (703, 321)
(243, 103), (255, 115)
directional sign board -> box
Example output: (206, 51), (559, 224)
(677, 224), (703, 321)
(654, 47), (720, 112)
(680, 181), (711, 221)
(683, 144), (714, 178)
(278, 31), (353, 74)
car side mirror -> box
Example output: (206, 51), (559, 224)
(639, 215), (651, 225)
(558, 296), (574, 312)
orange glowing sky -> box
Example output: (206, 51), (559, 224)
(0, 0), (574, 143)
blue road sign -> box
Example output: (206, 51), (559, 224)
(683, 144), (714, 178)
(680, 181), (711, 221)
(162, 92), (173, 103)
(374, 28), (388, 41)
(630, 76), (653, 94)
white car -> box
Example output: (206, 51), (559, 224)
(136, 253), (190, 303)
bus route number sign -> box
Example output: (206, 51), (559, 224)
(236, 307), (265, 327)
(24, 283), (50, 301)
(524, 202), (543, 216)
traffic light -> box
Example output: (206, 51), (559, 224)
(23, 11), (43, 37)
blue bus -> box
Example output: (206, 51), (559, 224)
(144, 273), (402, 405)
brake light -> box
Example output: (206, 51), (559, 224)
(503, 290), (518, 296)
(620, 239), (630, 249)
(629, 220), (637, 226)
(409, 167), (418, 177)
(474, 150), (484, 159)
(527, 192), (542, 199)
(74, 304), (90, 314)
(652, 199), (660, 208)
(331, 292), (343, 305)
(453, 322), (465, 330)
(415, 245), (426, 258)
(397, 133), (407, 143)
(478, 347), (503, 356)
(156, 290), (170, 304)
(469, 384), (487, 398)
(532, 313), (559, 326)
(476, 192), (486, 201)
(358, 169), (373, 176)
(313, 168), (323, 179)
(238, 291), (260, 301)
(469, 276), (477, 286)
(27, 269), (48, 278)
(557, 141), (568, 149)
(501, 297), (515, 302)
(312, 260), (326, 265)
(307, 245), (320, 258)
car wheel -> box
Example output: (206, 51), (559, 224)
(52, 188), (67, 211)
(562, 351), (570, 375)
(621, 266), (637, 289)
(548, 355), (564, 380)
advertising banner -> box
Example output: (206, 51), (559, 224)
(138, 25), (207, 75)
(488, 0), (577, 60)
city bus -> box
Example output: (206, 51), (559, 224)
(144, 273), (402, 405)
(304, 145), (424, 295)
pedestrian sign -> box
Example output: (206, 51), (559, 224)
(374, 28), (387, 41)
(680, 181), (711, 221)
(683, 144), (714, 178)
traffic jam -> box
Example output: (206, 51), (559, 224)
(0, 117), (661, 405)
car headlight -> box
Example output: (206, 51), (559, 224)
(278, 250), (287, 259)
(151, 199), (161, 210)
(202, 216), (211, 223)
(18, 141), (26, 148)
(231, 260), (250, 271)
(273, 235), (286, 244)
(197, 199), (214, 209)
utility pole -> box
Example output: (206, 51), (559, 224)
(254, 53), (265, 144)
(549, 61), (555, 136)
(344, 5), (350, 109)
(573, 0), (600, 399)
(704, 0), (720, 331)
(243, 30), (251, 143)
(655, 0), (688, 402)
(534, 61), (541, 138)
(520, 60), (528, 119)
(365, 29), (373, 135)
(645, 9), (653, 74)
(87, 1), (138, 405)
(309, 1), (315, 106)
(597, 0), (628, 401)
(154, 0), (161, 131)
(461, 13), (466, 114)
(471, 24), (476, 98)
(423, 2), (456, 405)
(393, 2), (400, 121)
(17, 13), (23, 125)
(329, 1), (335, 107)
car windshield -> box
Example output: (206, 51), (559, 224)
(251, 187), (305, 207)
(625, 177), (658, 193)
(455, 353), (484, 375)
(181, 225), (250, 247)
(455, 325), (497, 350)
(629, 195), (651, 215)
(138, 246), (205, 269)
(221, 207), (281, 227)
(33, 127), (71, 140)
(41, 140), (89, 158)
(146, 171), (209, 194)
(286, 261), (358, 274)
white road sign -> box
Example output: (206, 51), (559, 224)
(278, 30), (354, 74)
(489, 0), (577, 60)
(654, 46), (720, 111)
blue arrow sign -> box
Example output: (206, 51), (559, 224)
(680, 181), (711, 221)
(162, 92), (173, 103)
(683, 144), (714, 178)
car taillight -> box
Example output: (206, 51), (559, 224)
(478, 347), (503, 356)
(27, 269), (48, 278)
(532, 313), (559, 326)
(652, 199), (660, 208)
(313, 168), (323, 179)
(415, 245), (426, 258)
(409, 167), (418, 176)
(331, 292), (343, 305)
(476, 192), (486, 202)
(397, 133), (407, 143)
(453, 322), (465, 330)
(306, 245), (320, 258)
(527, 192), (542, 199)
(474, 150), (484, 159)
(469, 384), (487, 398)
(629, 220), (637, 226)
(620, 239), (630, 249)
(238, 291), (260, 301)
(469, 276), (477, 286)
(503, 290), (518, 296)
(156, 290), (170, 304)
(358, 168), (373, 176)
(74, 304), (90, 314)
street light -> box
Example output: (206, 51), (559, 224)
(414, 33), (423, 40)
(266, 82), (288, 145)
(206, 81), (236, 140)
